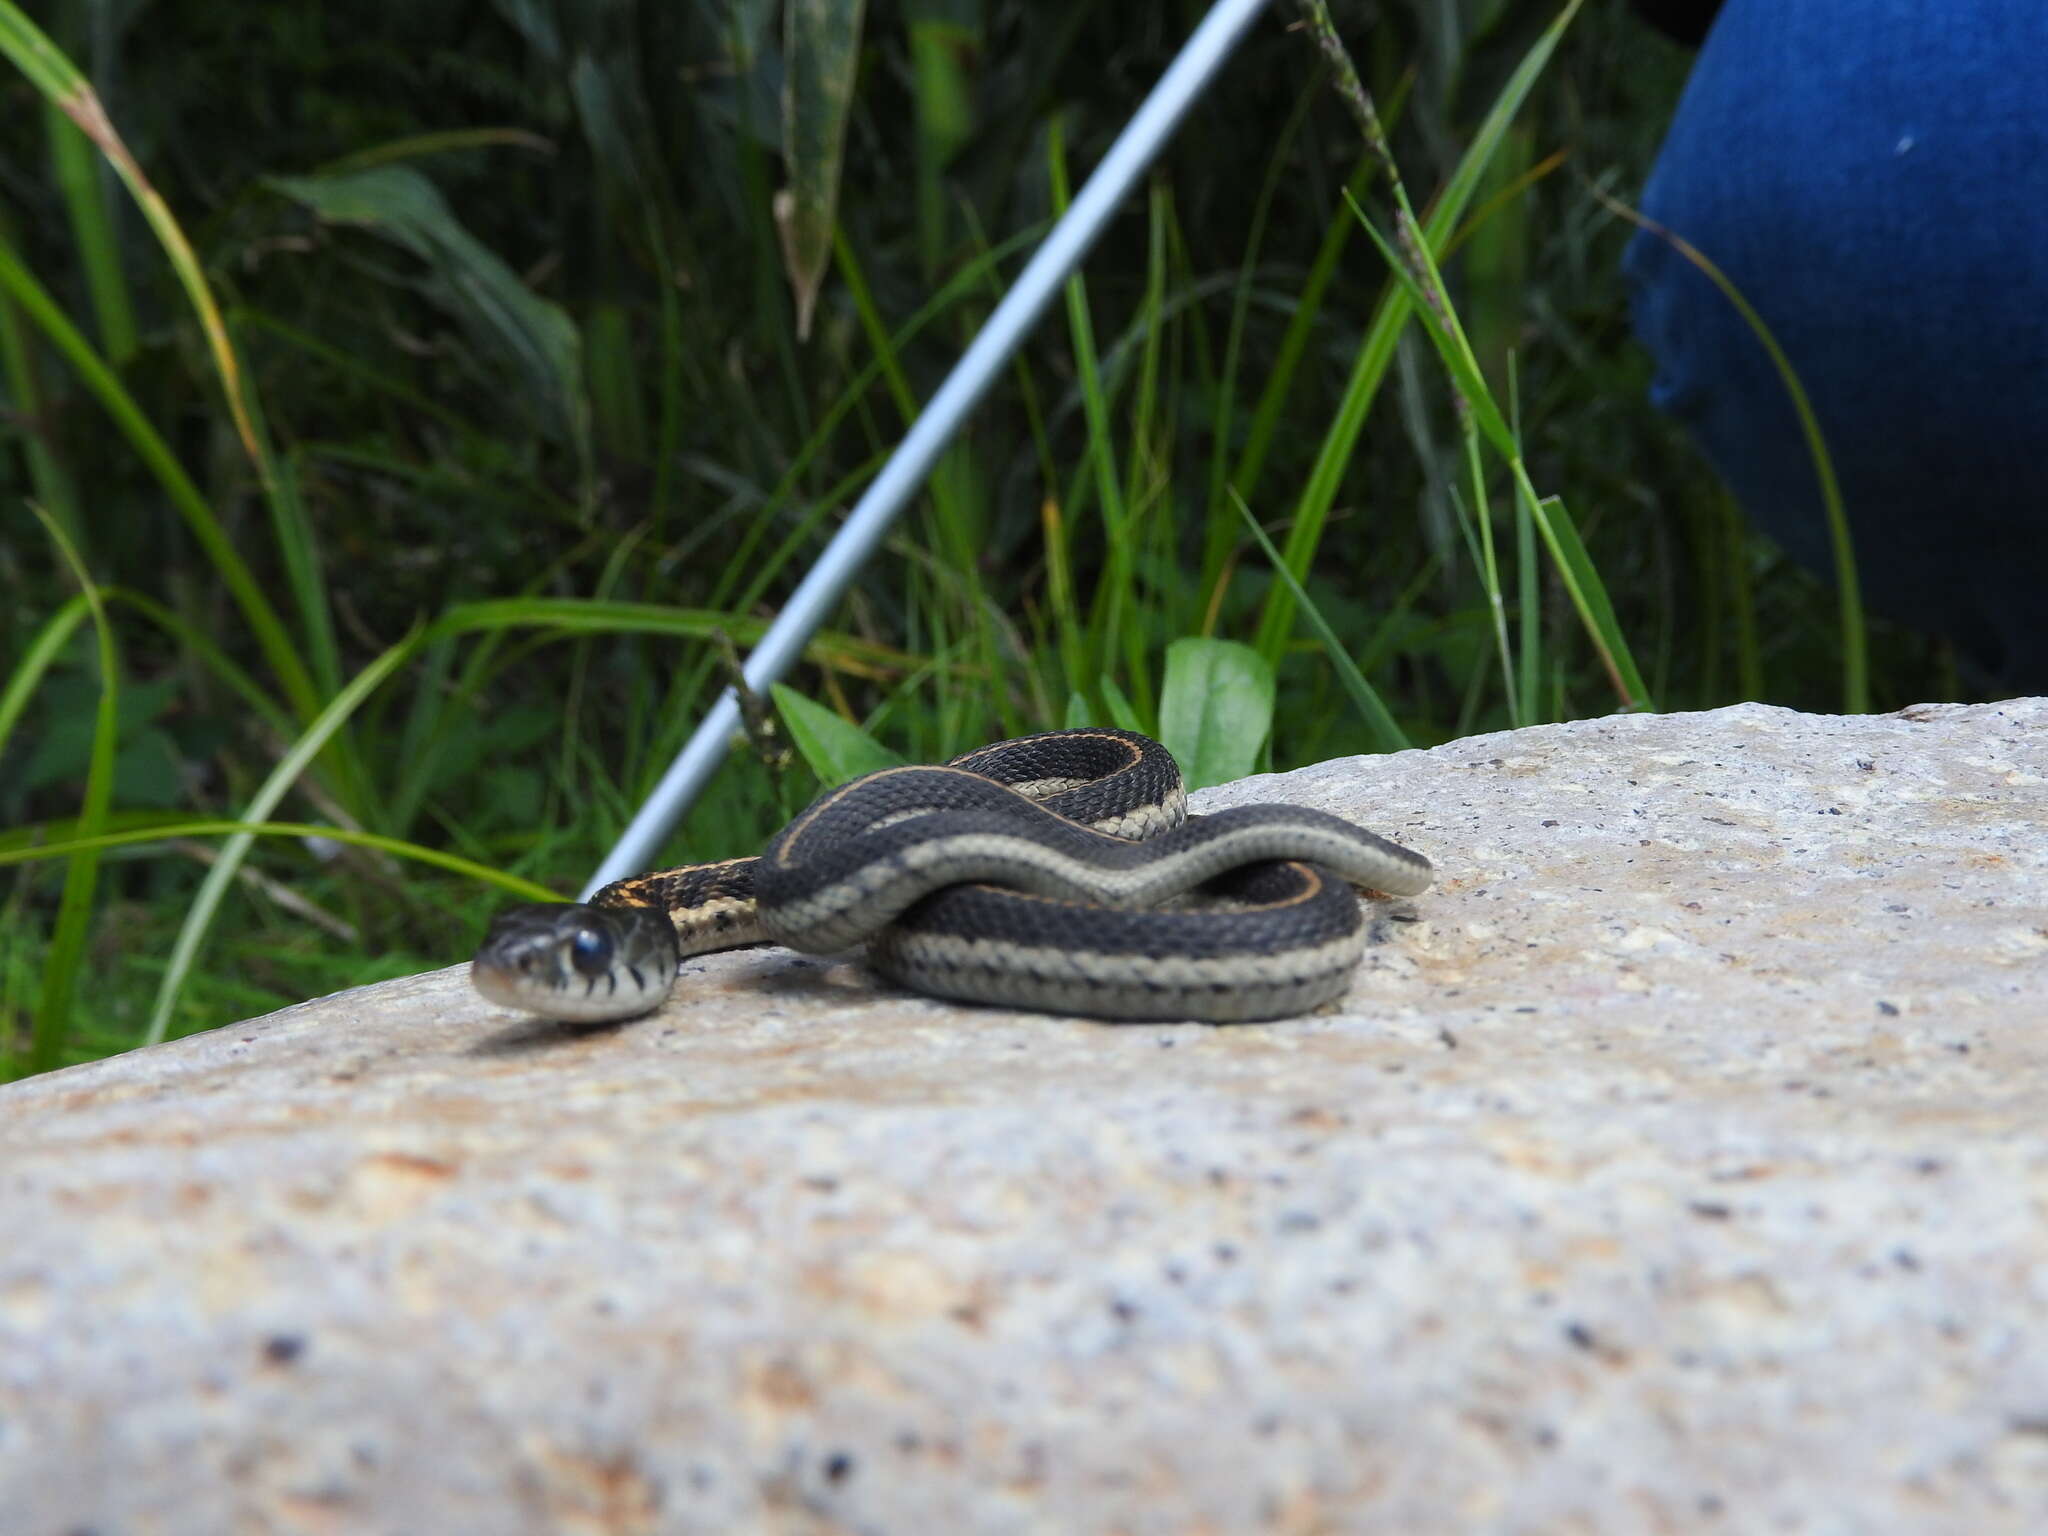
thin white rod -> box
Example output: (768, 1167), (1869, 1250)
(584, 0), (1275, 897)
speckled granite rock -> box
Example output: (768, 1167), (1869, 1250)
(4, 700), (2046, 1534)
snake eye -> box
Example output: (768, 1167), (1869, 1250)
(568, 926), (615, 977)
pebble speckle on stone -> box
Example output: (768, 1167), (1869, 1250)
(3, 700), (2045, 1532)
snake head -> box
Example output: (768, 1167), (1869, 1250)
(469, 902), (681, 1024)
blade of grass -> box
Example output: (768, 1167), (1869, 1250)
(1199, 58), (1327, 591)
(144, 626), (424, 1047)
(45, 95), (135, 364)
(905, 0), (975, 280)
(0, 223), (82, 549)
(1724, 492), (1762, 700)
(315, 127), (555, 177)
(1451, 431), (1520, 726)
(833, 226), (1012, 735)
(1217, 59), (1418, 559)
(0, 233), (319, 718)
(1047, 114), (1142, 717)
(1252, 0), (1584, 664)
(1344, 195), (1511, 453)
(0, 822), (557, 904)
(1, 1), (272, 472)
(1234, 492), (1410, 752)
(1517, 466), (1540, 718)
(1589, 184), (1865, 712)
(26, 506), (117, 1074)
(1518, 483), (1646, 708)
(704, 218), (1047, 616)
(1041, 493), (1086, 697)
(1360, 195), (1648, 707)
(0, 592), (89, 764)
(1294, 3), (1649, 711)
(427, 598), (922, 681)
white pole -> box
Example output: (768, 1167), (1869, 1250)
(585, 0), (1276, 896)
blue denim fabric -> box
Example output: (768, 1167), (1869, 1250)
(1625, 0), (2048, 689)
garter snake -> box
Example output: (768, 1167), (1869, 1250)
(470, 728), (1433, 1024)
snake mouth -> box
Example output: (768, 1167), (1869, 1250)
(468, 957), (665, 1024)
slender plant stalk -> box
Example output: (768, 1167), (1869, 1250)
(1234, 494), (1409, 752)
(0, 823), (557, 901)
(0, 230), (82, 546)
(1047, 116), (1146, 722)
(144, 628), (425, 1047)
(0, 594), (90, 761)
(3, 2), (261, 465)
(1278, 0), (1648, 712)
(45, 98), (135, 365)
(1588, 185), (1866, 713)
(26, 507), (116, 1073)
(1251, 0), (1586, 672)
(0, 236), (319, 718)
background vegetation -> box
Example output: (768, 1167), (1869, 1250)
(1, 0), (1964, 1078)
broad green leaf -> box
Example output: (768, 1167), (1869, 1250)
(486, 0), (562, 66)
(775, 0), (866, 339)
(269, 166), (589, 466)
(772, 684), (903, 785)
(1157, 638), (1275, 790)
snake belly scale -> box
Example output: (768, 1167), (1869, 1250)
(469, 728), (1433, 1024)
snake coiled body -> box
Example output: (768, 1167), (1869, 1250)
(470, 729), (1433, 1024)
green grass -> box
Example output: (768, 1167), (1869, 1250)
(0, 0), (1961, 1080)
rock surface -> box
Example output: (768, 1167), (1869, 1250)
(5, 700), (2047, 1533)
